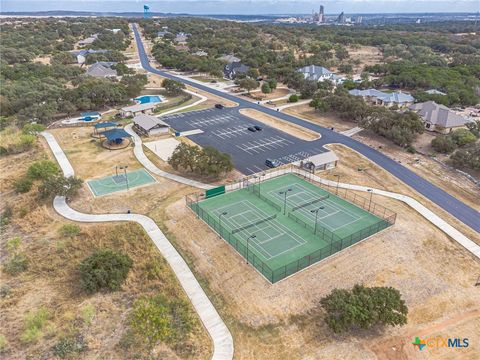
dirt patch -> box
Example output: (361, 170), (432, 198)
(248, 88), (291, 101)
(240, 108), (320, 141)
(347, 45), (383, 75)
(283, 104), (356, 132)
(33, 56), (51, 65)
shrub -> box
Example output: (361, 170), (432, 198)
(79, 250), (133, 293)
(14, 177), (33, 193)
(52, 336), (86, 358)
(81, 304), (95, 326)
(0, 207), (12, 229)
(0, 334), (6, 351)
(4, 254), (29, 276)
(431, 135), (457, 153)
(58, 223), (81, 238)
(6, 236), (22, 254)
(450, 128), (476, 146)
(27, 160), (59, 180)
(22, 123), (45, 134)
(21, 307), (51, 343)
(289, 94), (299, 103)
(320, 284), (408, 333)
(7, 134), (36, 154)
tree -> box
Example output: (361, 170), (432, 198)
(79, 250), (133, 293)
(450, 143), (480, 170)
(38, 175), (83, 199)
(238, 78), (259, 93)
(129, 295), (172, 351)
(431, 135), (457, 153)
(450, 128), (476, 146)
(162, 78), (186, 95)
(288, 94), (299, 103)
(261, 82), (271, 94)
(320, 284), (408, 334)
(267, 78), (277, 90)
(466, 120), (480, 138)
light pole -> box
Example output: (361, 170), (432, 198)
(279, 188), (292, 215)
(218, 211), (228, 238)
(119, 165), (129, 190)
(367, 189), (373, 211)
(310, 206), (324, 235)
(246, 234), (256, 264)
(334, 174), (340, 195)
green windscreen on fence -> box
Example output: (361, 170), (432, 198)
(205, 185), (225, 199)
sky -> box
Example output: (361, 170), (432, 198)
(1, 0), (479, 15)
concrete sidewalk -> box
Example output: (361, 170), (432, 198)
(124, 124), (214, 190)
(41, 132), (233, 360)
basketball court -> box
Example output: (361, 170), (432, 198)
(87, 168), (156, 197)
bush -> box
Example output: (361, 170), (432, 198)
(6, 134), (36, 154)
(52, 336), (86, 358)
(4, 254), (29, 276)
(450, 128), (476, 146)
(79, 250), (133, 293)
(0, 207), (12, 229)
(289, 94), (299, 103)
(27, 160), (59, 180)
(22, 123), (45, 134)
(431, 135), (457, 153)
(14, 177), (33, 193)
(58, 223), (81, 238)
(0, 334), (6, 351)
(320, 284), (408, 333)
(21, 307), (51, 344)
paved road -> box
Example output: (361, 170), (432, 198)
(133, 25), (480, 234)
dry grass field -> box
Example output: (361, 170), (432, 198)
(283, 104), (356, 132)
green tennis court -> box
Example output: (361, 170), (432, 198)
(189, 174), (394, 283)
(87, 168), (156, 197)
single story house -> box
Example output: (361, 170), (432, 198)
(120, 103), (158, 118)
(132, 114), (170, 136)
(109, 28), (122, 34)
(223, 62), (250, 79)
(297, 65), (345, 85)
(71, 49), (109, 64)
(157, 30), (172, 38)
(193, 50), (208, 57)
(85, 62), (118, 78)
(409, 101), (468, 133)
(174, 32), (190, 44)
(298, 151), (339, 173)
(425, 89), (447, 96)
(348, 89), (415, 108)
(78, 34), (98, 46)
(218, 54), (241, 63)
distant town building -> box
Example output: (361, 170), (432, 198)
(348, 89), (415, 108)
(297, 65), (344, 84)
(409, 101), (468, 133)
(312, 5), (325, 24)
(223, 62), (250, 79)
(336, 12), (346, 24)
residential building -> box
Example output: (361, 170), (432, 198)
(71, 49), (109, 64)
(120, 103), (158, 118)
(425, 89), (447, 96)
(409, 101), (468, 133)
(85, 62), (118, 78)
(78, 34), (99, 46)
(157, 30), (172, 38)
(223, 62), (250, 79)
(132, 114), (170, 136)
(218, 54), (241, 63)
(299, 151), (339, 173)
(348, 89), (415, 108)
(297, 65), (344, 84)
(174, 32), (190, 44)
(193, 50), (208, 57)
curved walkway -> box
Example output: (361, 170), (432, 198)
(40, 132), (234, 360)
(124, 124), (213, 190)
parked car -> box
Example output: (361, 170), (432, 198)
(247, 126), (257, 132)
(265, 159), (282, 168)
(215, 104), (224, 109)
(253, 125), (262, 131)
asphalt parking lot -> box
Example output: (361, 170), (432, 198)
(161, 108), (327, 174)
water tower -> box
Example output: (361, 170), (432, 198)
(144, 4), (150, 18)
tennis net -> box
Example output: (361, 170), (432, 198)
(231, 214), (277, 234)
(291, 195), (329, 211)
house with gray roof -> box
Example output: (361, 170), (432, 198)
(85, 62), (118, 78)
(348, 89), (415, 108)
(218, 54), (241, 63)
(132, 114), (170, 136)
(409, 101), (468, 133)
(223, 62), (250, 79)
(71, 49), (109, 64)
(425, 89), (447, 96)
(297, 65), (344, 84)
(120, 103), (159, 117)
